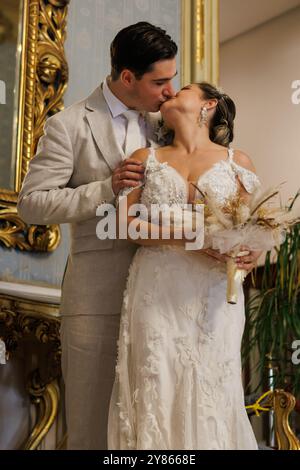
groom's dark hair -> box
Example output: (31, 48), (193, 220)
(110, 22), (177, 80)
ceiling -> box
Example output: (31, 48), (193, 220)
(219, 0), (300, 43)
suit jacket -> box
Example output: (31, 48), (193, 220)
(17, 85), (160, 315)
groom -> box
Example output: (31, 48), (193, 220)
(17, 22), (178, 449)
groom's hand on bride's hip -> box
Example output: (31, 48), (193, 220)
(112, 158), (145, 195)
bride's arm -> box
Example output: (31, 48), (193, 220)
(230, 150), (263, 269)
(116, 185), (187, 246)
(115, 147), (198, 247)
(233, 149), (259, 202)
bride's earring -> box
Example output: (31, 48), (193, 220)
(198, 106), (208, 127)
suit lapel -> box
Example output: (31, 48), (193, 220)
(85, 85), (124, 170)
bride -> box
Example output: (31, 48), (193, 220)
(107, 82), (261, 450)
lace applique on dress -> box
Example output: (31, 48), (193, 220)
(108, 146), (259, 450)
(197, 147), (261, 206)
(141, 148), (187, 208)
(227, 148), (261, 194)
(116, 147), (188, 208)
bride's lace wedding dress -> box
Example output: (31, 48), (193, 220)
(108, 147), (260, 450)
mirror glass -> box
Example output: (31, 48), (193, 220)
(0, 0), (23, 190)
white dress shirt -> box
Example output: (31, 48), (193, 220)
(102, 77), (147, 158)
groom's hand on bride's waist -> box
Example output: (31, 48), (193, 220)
(112, 158), (145, 195)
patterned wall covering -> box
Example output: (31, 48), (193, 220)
(0, 0), (181, 288)
(64, 0), (181, 104)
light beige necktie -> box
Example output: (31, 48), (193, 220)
(122, 110), (142, 158)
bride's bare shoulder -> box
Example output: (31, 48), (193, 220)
(233, 149), (257, 174)
(129, 148), (151, 164)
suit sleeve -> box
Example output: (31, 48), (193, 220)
(17, 115), (115, 225)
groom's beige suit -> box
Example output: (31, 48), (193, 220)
(17, 84), (159, 449)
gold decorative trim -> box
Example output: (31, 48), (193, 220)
(181, 0), (219, 86)
(0, 198), (60, 251)
(246, 389), (300, 450)
(23, 375), (60, 450)
(16, 0), (39, 190)
(0, 292), (61, 449)
(0, 293), (60, 371)
(0, 0), (69, 251)
(274, 389), (300, 450)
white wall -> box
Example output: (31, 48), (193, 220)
(220, 7), (300, 441)
(220, 6), (300, 213)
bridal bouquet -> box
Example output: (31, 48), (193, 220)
(191, 183), (300, 304)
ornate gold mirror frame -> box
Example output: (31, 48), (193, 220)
(0, 0), (69, 251)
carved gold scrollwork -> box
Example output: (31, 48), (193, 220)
(0, 0), (69, 252)
(0, 293), (61, 449)
(22, 372), (60, 450)
(274, 390), (300, 450)
(246, 389), (300, 450)
(33, 0), (69, 157)
(0, 295), (61, 377)
(20, 0), (69, 183)
(0, 198), (61, 251)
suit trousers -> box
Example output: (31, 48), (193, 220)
(60, 313), (120, 449)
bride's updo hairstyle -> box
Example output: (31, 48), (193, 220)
(197, 82), (236, 147)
